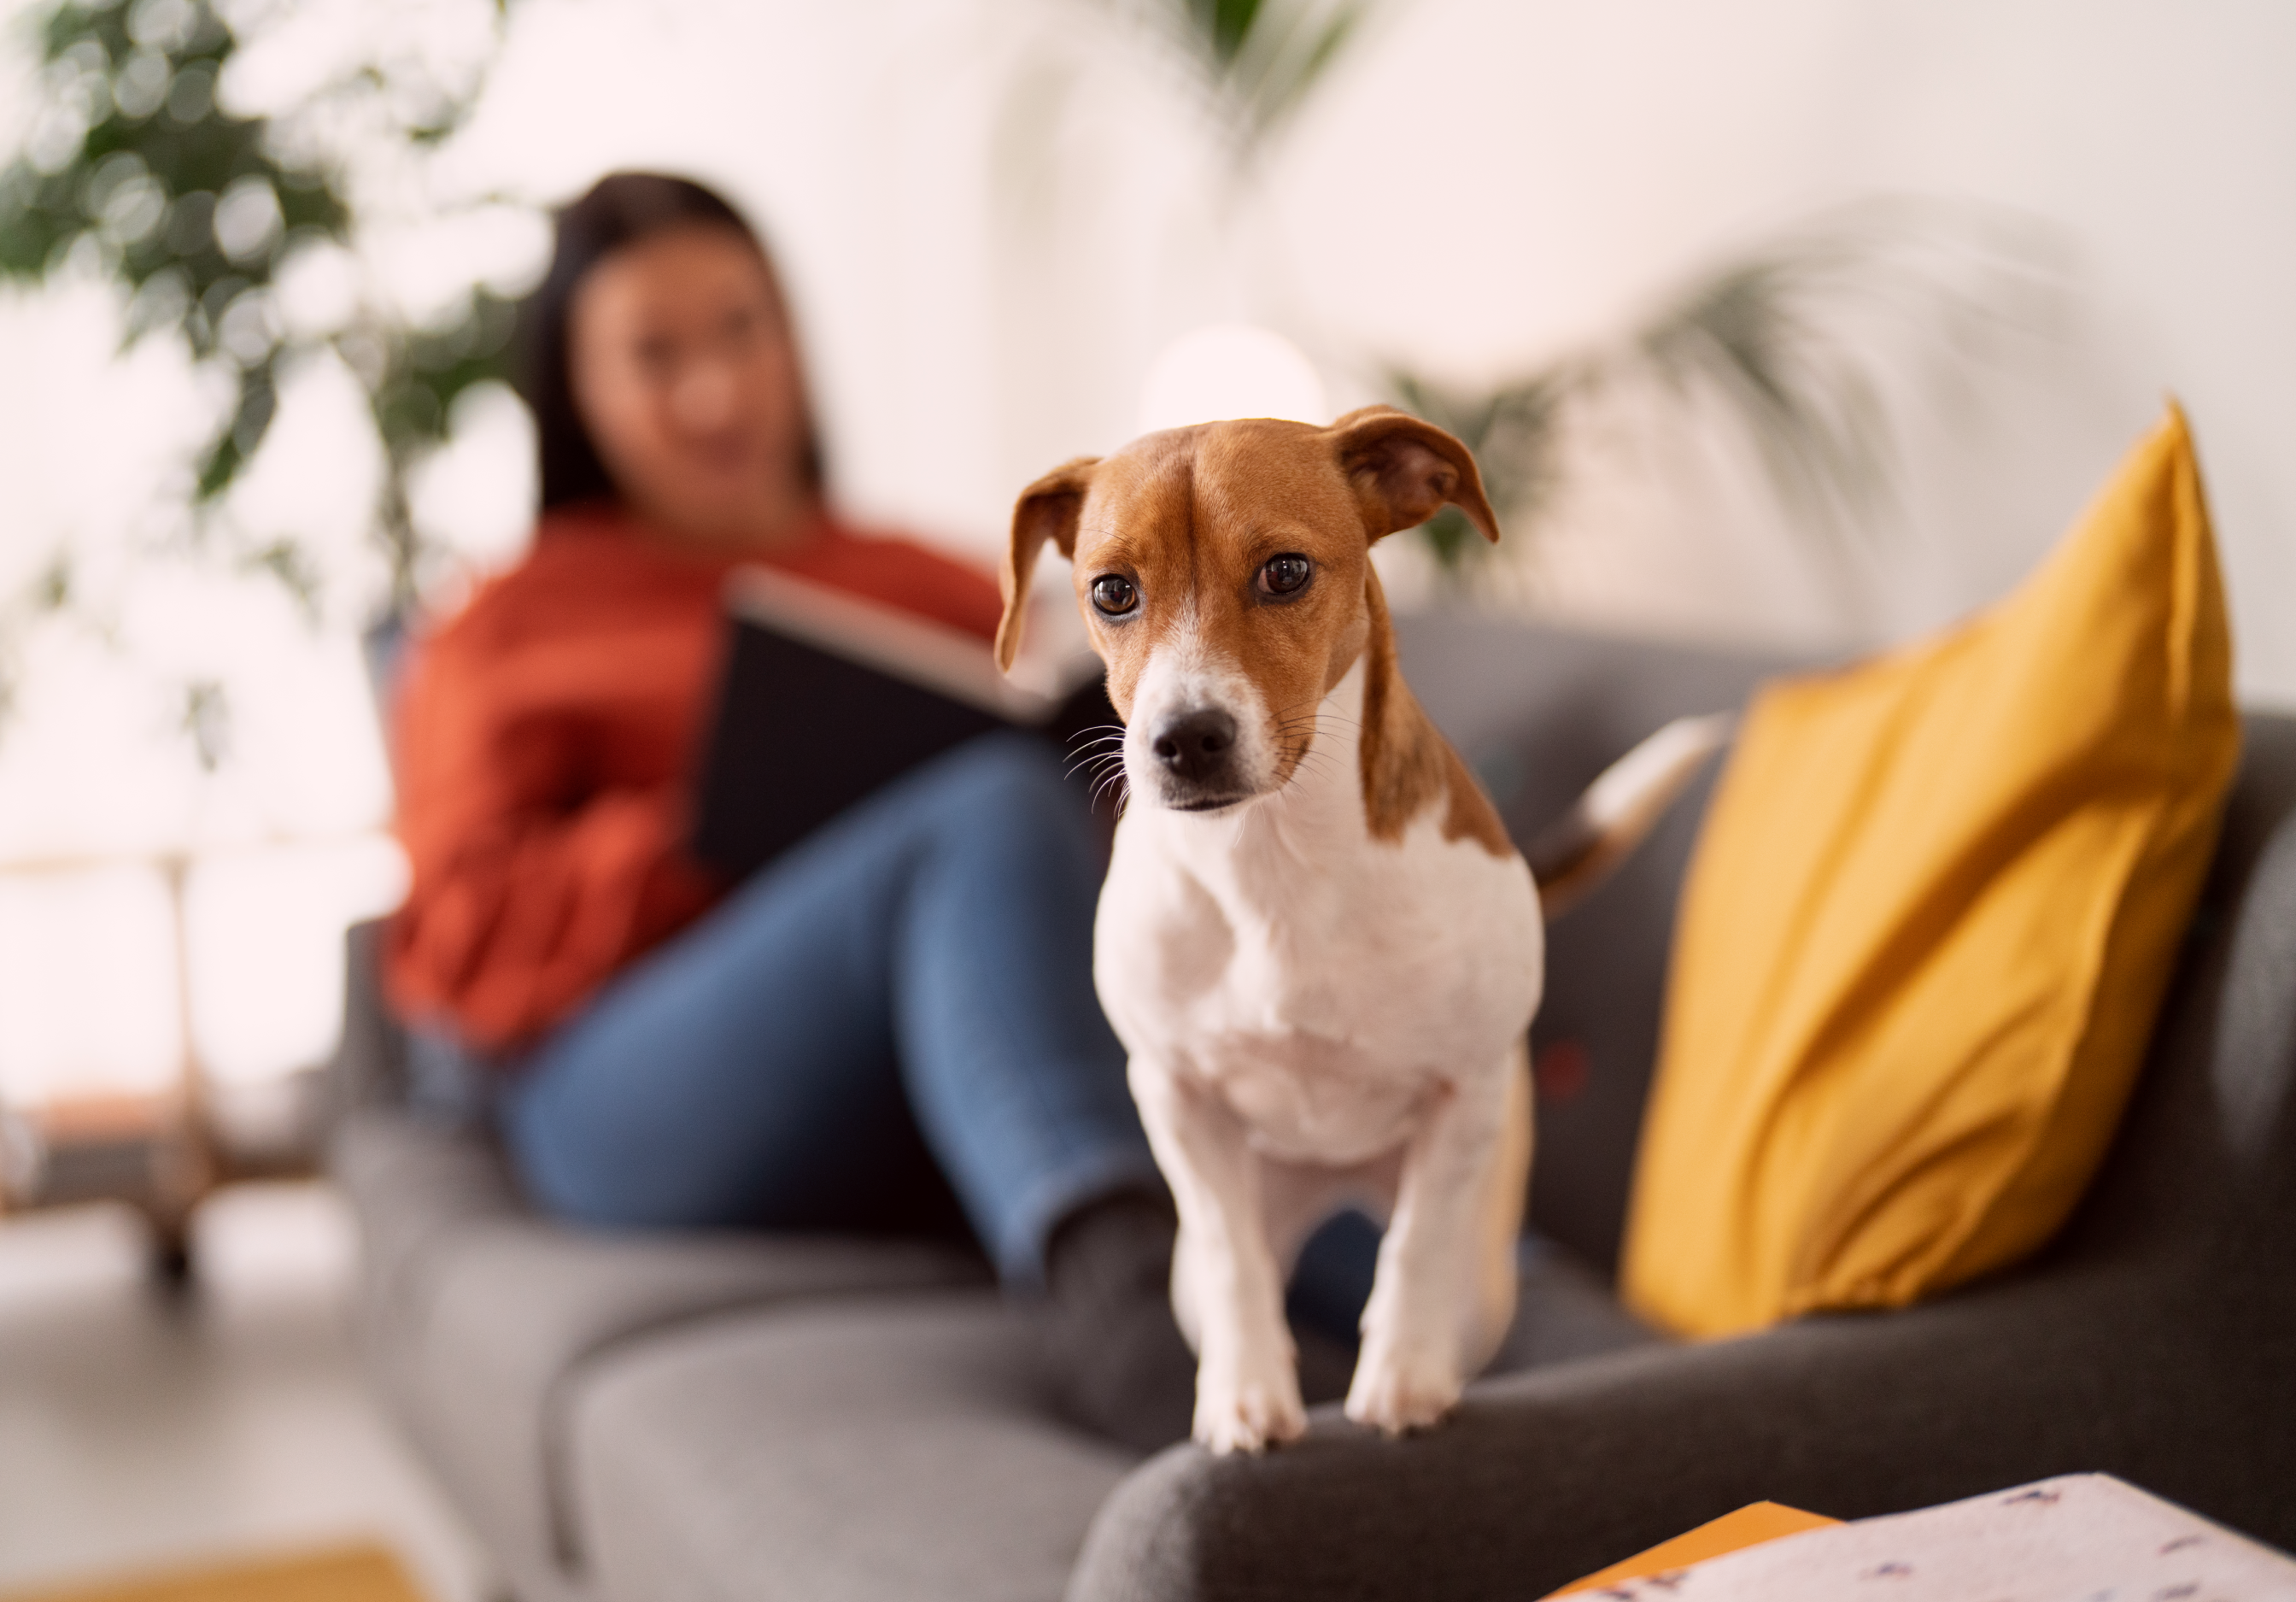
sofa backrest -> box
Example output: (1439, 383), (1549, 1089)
(2052, 711), (2296, 1282)
(1401, 610), (2296, 1294)
(1397, 611), (1797, 1272)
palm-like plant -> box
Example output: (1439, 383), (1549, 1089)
(0, 0), (524, 760)
(1151, 0), (1366, 154)
(0, 0), (517, 637)
(1089, 4), (2041, 613)
(1388, 202), (2052, 606)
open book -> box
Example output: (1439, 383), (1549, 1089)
(1547, 1475), (2296, 1599)
(689, 565), (1112, 882)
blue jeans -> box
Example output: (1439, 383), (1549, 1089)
(500, 735), (1160, 1283)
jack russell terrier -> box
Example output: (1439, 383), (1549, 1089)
(997, 406), (1722, 1454)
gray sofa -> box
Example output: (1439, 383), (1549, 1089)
(331, 613), (2296, 1601)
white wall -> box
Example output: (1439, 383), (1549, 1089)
(1, 0), (2291, 1093)
(442, 0), (2295, 697)
(1272, 0), (2296, 689)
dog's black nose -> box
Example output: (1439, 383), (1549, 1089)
(1152, 709), (1238, 783)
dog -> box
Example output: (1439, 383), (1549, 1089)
(997, 406), (1721, 1453)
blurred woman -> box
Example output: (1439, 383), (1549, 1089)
(385, 173), (1189, 1448)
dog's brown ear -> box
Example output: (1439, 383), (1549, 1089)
(1327, 405), (1499, 545)
(999, 457), (1098, 672)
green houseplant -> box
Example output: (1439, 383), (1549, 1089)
(0, 0), (525, 749)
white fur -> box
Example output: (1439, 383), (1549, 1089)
(1096, 649), (1543, 1452)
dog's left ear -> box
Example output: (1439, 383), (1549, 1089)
(999, 456), (1099, 672)
(1327, 406), (1500, 545)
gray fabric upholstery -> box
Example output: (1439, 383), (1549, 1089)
(1395, 613), (1798, 1271)
(1527, 754), (1725, 1270)
(333, 1106), (525, 1409)
(336, 1111), (989, 1593)
(330, 619), (2293, 1602)
(545, 1239), (1654, 1602)
(1066, 713), (2296, 1600)
(571, 1295), (1136, 1602)
(1391, 613), (1792, 836)
(1487, 1239), (1663, 1374)
(407, 1215), (989, 1579)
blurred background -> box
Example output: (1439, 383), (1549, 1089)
(1, 0), (2293, 1177)
(0, 0), (2288, 1592)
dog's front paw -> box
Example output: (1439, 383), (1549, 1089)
(1344, 1339), (1462, 1436)
(1193, 1359), (1306, 1455)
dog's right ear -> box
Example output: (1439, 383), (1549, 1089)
(999, 457), (1098, 672)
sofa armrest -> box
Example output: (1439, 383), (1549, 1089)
(1069, 1255), (2293, 1602)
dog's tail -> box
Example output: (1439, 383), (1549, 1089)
(1526, 713), (1736, 920)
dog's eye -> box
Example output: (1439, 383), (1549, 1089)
(1091, 574), (1139, 616)
(1257, 554), (1313, 598)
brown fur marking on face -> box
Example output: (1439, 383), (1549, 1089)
(1066, 421), (1374, 757)
(1020, 414), (1513, 841)
(1321, 610), (1369, 695)
(1356, 565), (1514, 858)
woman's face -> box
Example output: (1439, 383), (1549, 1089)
(567, 223), (813, 547)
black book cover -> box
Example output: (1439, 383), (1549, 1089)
(689, 566), (1114, 882)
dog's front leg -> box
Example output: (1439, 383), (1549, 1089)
(1130, 1059), (1305, 1454)
(1347, 1051), (1532, 1435)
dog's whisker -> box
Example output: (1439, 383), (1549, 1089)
(1270, 706), (1360, 730)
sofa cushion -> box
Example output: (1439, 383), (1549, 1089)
(413, 1221), (990, 1575)
(336, 1108), (990, 1583)
(568, 1294), (1134, 1602)
(555, 1242), (1655, 1602)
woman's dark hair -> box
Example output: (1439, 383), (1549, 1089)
(518, 171), (823, 510)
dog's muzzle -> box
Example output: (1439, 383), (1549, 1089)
(1149, 707), (1247, 809)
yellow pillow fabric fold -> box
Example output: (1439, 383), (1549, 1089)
(1622, 406), (2238, 1340)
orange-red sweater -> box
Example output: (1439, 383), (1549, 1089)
(386, 503), (1004, 1054)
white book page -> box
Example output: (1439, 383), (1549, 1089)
(1596, 1476), (2296, 1600)
(723, 565), (1098, 723)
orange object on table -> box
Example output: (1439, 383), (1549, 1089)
(1544, 1502), (1840, 1597)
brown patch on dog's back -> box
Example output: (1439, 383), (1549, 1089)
(1356, 566), (1514, 858)
(1440, 742), (1513, 857)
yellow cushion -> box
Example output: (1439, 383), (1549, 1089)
(1620, 406), (2239, 1339)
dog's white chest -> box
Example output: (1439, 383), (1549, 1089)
(1095, 789), (1542, 1166)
